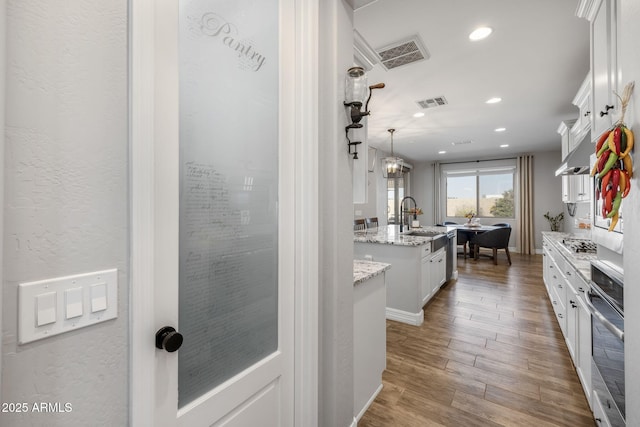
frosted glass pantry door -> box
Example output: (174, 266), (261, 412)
(150, 0), (295, 425)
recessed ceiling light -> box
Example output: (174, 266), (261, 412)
(413, 112), (425, 118)
(469, 27), (493, 41)
(486, 97), (502, 104)
(500, 144), (509, 148)
(494, 127), (506, 132)
(438, 150), (446, 154)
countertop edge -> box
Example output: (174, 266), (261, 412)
(353, 260), (391, 286)
(542, 231), (594, 283)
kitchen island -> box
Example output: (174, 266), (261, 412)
(353, 260), (390, 422)
(354, 225), (454, 326)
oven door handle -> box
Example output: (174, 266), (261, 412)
(586, 293), (624, 342)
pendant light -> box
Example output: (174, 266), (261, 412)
(382, 128), (404, 178)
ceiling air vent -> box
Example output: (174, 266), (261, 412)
(416, 96), (448, 109)
(376, 35), (430, 70)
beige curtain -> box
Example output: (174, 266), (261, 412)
(433, 162), (442, 224)
(516, 155), (535, 254)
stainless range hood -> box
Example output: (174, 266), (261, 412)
(555, 131), (593, 176)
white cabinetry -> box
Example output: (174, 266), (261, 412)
(558, 120), (577, 161)
(562, 174), (591, 203)
(593, 392), (613, 427)
(542, 235), (592, 407)
(429, 248), (446, 301)
(568, 270), (592, 406)
(355, 240), (447, 326)
(571, 73), (592, 146)
(422, 247), (445, 306)
(578, 0), (618, 140)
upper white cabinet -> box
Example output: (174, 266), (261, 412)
(562, 174), (590, 203)
(577, 0), (619, 140)
(570, 73), (592, 147)
(558, 120), (577, 161)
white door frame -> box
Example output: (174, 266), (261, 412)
(128, 0), (319, 425)
(0, 0), (7, 403)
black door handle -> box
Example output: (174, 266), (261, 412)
(155, 326), (184, 352)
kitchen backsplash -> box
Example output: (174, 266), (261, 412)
(563, 202), (591, 236)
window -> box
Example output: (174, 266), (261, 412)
(445, 167), (515, 219)
(387, 172), (409, 224)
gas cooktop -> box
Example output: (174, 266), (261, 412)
(562, 237), (597, 254)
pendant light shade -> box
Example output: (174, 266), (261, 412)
(382, 128), (405, 178)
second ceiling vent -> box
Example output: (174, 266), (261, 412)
(416, 96), (448, 109)
(376, 35), (430, 70)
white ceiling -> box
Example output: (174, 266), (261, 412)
(354, 0), (590, 163)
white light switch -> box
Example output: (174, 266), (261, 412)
(90, 283), (108, 313)
(36, 292), (57, 326)
(65, 287), (83, 319)
(18, 269), (118, 344)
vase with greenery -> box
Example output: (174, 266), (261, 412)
(544, 211), (564, 232)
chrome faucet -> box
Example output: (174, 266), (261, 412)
(400, 196), (418, 232)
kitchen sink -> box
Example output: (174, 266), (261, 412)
(406, 230), (448, 252)
(405, 230), (445, 238)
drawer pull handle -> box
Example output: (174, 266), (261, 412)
(599, 105), (614, 116)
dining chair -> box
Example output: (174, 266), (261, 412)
(365, 217), (379, 229)
(456, 229), (470, 259)
(443, 221), (458, 225)
(354, 218), (366, 231)
(492, 223), (511, 228)
(470, 227), (512, 265)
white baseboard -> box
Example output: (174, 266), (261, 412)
(386, 307), (423, 326)
(354, 383), (383, 423)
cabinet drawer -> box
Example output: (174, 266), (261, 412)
(421, 244), (431, 258)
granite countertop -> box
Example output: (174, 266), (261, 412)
(353, 260), (391, 285)
(354, 225), (449, 247)
(542, 231), (596, 282)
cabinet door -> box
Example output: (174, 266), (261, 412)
(562, 175), (572, 202)
(577, 175), (591, 202)
(421, 256), (431, 306)
(431, 249), (446, 293)
(577, 295), (592, 406)
(566, 290), (578, 362)
(591, 0), (618, 138)
(542, 249), (551, 292)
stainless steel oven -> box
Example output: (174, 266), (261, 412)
(588, 260), (624, 426)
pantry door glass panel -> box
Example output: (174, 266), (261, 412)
(178, 0), (278, 408)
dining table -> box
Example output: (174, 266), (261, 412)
(451, 224), (500, 260)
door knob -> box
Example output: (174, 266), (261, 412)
(155, 326), (184, 352)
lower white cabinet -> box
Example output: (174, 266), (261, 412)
(566, 282), (579, 363)
(355, 240), (448, 326)
(542, 235), (592, 408)
(593, 391), (613, 427)
(421, 248), (445, 306)
(570, 273), (592, 406)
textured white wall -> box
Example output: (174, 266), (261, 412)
(2, 1), (128, 426)
(620, 0), (640, 425)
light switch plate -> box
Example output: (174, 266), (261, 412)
(18, 269), (118, 344)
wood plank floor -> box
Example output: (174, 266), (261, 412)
(359, 253), (596, 427)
